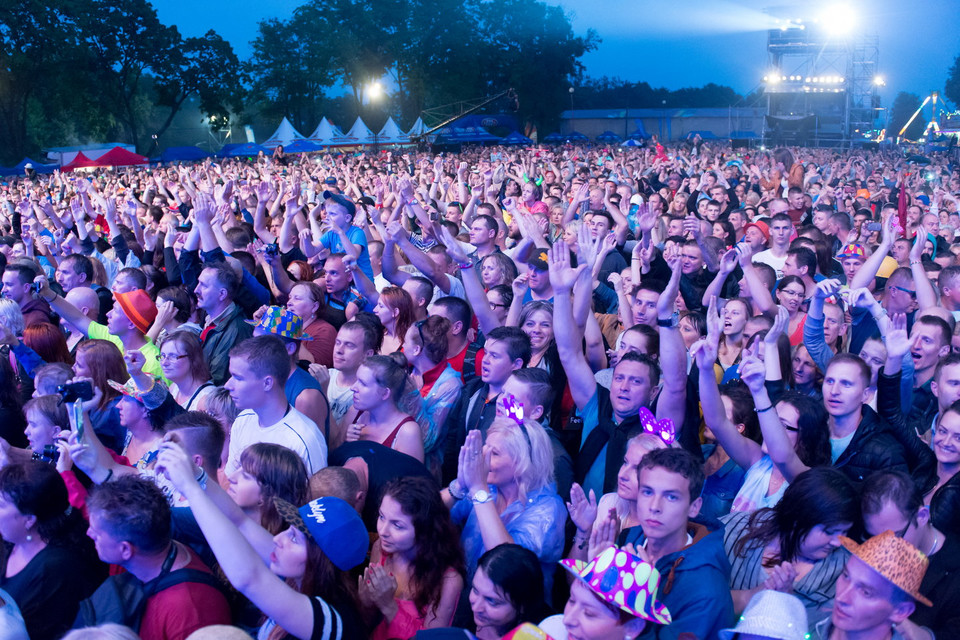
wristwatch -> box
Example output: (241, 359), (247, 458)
(656, 312), (679, 328)
(471, 489), (493, 505)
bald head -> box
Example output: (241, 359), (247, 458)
(65, 286), (100, 322)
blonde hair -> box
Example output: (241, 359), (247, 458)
(486, 417), (554, 502)
(0, 299), (24, 336)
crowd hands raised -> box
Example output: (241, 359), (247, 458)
(0, 141), (958, 640)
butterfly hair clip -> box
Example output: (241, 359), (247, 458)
(639, 407), (676, 447)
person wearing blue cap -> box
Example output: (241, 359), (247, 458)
(313, 190), (375, 283)
(157, 439), (368, 640)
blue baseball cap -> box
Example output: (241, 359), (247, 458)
(274, 496), (368, 570)
(322, 190), (356, 218)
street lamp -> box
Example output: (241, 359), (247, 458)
(569, 86), (575, 112)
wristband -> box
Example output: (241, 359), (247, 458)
(754, 405), (775, 414)
(656, 312), (679, 328)
(448, 479), (467, 500)
(457, 261), (473, 270)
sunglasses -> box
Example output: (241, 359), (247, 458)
(891, 285), (917, 300)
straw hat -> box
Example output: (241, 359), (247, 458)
(719, 590), (808, 640)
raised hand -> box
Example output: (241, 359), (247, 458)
(883, 312), (911, 360)
(814, 278), (842, 300)
(459, 429), (488, 494)
(156, 439), (201, 492)
(690, 337), (719, 370)
(764, 306), (789, 344)
(738, 351), (767, 394)
(718, 248), (738, 275)
(547, 240), (586, 294)
(566, 483), (598, 534)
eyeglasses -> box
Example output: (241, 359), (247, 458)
(415, 319), (427, 344)
(159, 353), (188, 363)
(891, 286), (917, 300)
(489, 301), (507, 309)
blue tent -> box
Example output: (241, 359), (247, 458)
(566, 131), (589, 142)
(596, 130), (622, 142)
(282, 139), (322, 153)
(0, 158), (58, 175)
(502, 131), (533, 145)
(542, 132), (565, 143)
(621, 139), (644, 147)
(217, 143), (268, 158)
(160, 146), (210, 163)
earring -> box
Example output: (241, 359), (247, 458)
(25, 534), (32, 542)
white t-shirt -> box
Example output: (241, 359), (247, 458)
(226, 406), (328, 476)
(752, 250), (787, 279)
(327, 369), (355, 426)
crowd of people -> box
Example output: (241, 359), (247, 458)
(0, 139), (957, 640)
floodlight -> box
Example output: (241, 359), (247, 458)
(367, 82), (383, 100)
(766, 73), (781, 85)
(820, 4), (857, 36)
(873, 75), (885, 86)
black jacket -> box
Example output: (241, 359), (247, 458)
(912, 534), (960, 640)
(876, 370), (939, 494)
(834, 405), (911, 484)
(201, 304), (253, 386)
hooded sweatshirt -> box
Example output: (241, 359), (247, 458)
(619, 517), (734, 640)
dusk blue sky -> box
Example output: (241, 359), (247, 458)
(158, 0), (959, 107)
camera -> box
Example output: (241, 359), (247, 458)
(57, 381), (94, 404)
(32, 444), (60, 464)
(263, 244), (279, 257)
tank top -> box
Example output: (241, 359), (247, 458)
(353, 411), (418, 449)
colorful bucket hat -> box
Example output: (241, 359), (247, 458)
(840, 530), (932, 607)
(836, 243), (867, 261)
(560, 546), (672, 625)
(247, 306), (313, 341)
(502, 623), (556, 640)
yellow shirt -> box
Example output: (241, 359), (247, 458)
(86, 322), (168, 383)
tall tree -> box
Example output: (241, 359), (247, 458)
(247, 16), (338, 132)
(946, 53), (960, 108)
(889, 91), (925, 140)
(0, 0), (86, 162)
(73, 0), (181, 151)
(154, 31), (245, 141)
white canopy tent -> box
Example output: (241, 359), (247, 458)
(344, 117), (377, 145)
(261, 117), (306, 149)
(406, 117), (427, 138)
(308, 117), (350, 147)
(377, 117), (410, 145)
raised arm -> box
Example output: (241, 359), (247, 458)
(438, 227), (502, 334)
(702, 249), (738, 307)
(386, 221), (453, 293)
(849, 213), (896, 290)
(908, 230), (937, 311)
(693, 297), (764, 469)
(157, 442), (318, 640)
(549, 241), (597, 410)
(655, 256), (687, 427)
(739, 348), (809, 482)
(33, 275), (91, 336)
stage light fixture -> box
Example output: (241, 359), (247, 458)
(821, 4), (857, 36)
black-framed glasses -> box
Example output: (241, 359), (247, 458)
(415, 319), (427, 344)
(891, 285), (917, 300)
(159, 353), (188, 363)
(489, 301), (507, 309)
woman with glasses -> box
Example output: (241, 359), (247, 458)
(403, 316), (462, 476)
(159, 332), (215, 412)
(340, 355), (424, 462)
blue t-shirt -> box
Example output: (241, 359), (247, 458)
(320, 226), (373, 282)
